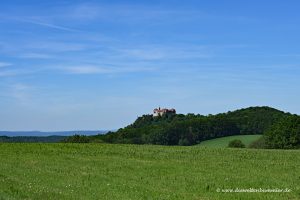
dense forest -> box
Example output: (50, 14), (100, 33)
(98, 106), (299, 148)
(264, 115), (300, 149)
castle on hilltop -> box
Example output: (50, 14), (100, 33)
(153, 107), (176, 117)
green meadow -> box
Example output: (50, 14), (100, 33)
(0, 143), (299, 200)
(198, 135), (262, 148)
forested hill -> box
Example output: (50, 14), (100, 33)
(100, 106), (292, 146)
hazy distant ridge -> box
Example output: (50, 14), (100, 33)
(0, 130), (109, 137)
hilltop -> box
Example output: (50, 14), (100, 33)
(99, 106), (293, 147)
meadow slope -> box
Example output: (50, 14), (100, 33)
(0, 144), (299, 200)
(198, 135), (262, 148)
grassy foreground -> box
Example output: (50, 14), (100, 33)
(198, 135), (262, 148)
(0, 144), (299, 200)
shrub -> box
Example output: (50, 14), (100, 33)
(178, 138), (191, 146)
(62, 134), (90, 143)
(249, 137), (266, 149)
(228, 139), (245, 148)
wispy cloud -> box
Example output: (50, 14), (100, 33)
(0, 62), (12, 68)
(7, 83), (34, 104)
(0, 70), (19, 77)
(0, 67), (44, 77)
(64, 66), (112, 74)
(19, 53), (52, 59)
(15, 18), (79, 32)
(113, 45), (213, 61)
(117, 48), (167, 61)
(0, 69), (35, 77)
(61, 65), (155, 75)
(0, 62), (16, 76)
(27, 41), (87, 52)
(65, 4), (102, 20)
(1, 2), (255, 26)
(62, 3), (256, 24)
(0, 82), (55, 108)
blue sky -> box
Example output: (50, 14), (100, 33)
(0, 0), (300, 131)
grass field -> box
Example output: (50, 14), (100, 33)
(198, 135), (262, 148)
(0, 143), (299, 200)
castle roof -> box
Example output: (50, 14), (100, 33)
(153, 108), (176, 113)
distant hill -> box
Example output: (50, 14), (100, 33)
(99, 106), (293, 146)
(0, 130), (109, 137)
